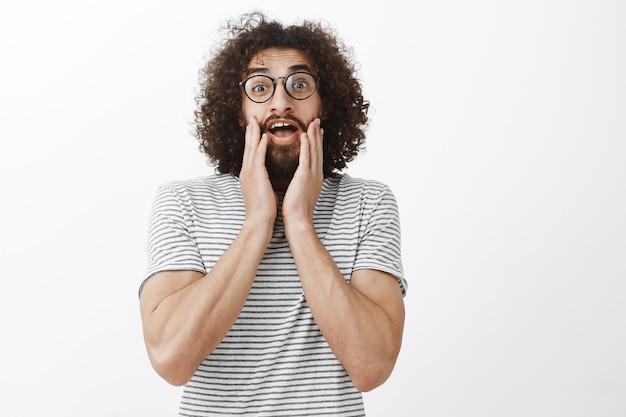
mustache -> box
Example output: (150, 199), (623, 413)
(261, 114), (307, 133)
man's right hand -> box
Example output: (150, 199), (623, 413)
(239, 116), (278, 226)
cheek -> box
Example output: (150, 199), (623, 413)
(238, 112), (247, 127)
(240, 94), (254, 124)
(310, 97), (324, 119)
(241, 102), (263, 124)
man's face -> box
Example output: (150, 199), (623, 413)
(241, 48), (323, 182)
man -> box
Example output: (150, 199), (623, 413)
(139, 12), (407, 416)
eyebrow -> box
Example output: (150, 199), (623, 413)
(245, 64), (314, 77)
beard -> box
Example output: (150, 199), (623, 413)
(261, 114), (307, 186)
(265, 142), (299, 184)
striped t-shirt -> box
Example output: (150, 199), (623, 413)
(143, 173), (406, 416)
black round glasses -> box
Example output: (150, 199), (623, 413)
(238, 71), (319, 103)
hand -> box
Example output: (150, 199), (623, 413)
(239, 117), (278, 226)
(282, 118), (324, 229)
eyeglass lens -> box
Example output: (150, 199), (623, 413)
(243, 72), (316, 103)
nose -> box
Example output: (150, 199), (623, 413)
(270, 80), (294, 113)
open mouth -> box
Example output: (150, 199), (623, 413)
(268, 122), (298, 138)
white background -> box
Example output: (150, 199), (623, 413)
(1, 1), (625, 416)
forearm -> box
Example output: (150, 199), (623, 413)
(142, 219), (272, 385)
(285, 221), (404, 392)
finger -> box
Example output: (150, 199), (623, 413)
(307, 118), (323, 172)
(317, 127), (324, 173)
(298, 131), (310, 171)
(255, 133), (269, 166)
(315, 119), (323, 172)
(243, 117), (260, 168)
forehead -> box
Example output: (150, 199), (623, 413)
(245, 48), (314, 75)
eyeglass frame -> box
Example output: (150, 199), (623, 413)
(238, 71), (320, 103)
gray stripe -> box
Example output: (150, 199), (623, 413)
(142, 173), (405, 416)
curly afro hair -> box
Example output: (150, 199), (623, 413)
(194, 12), (369, 178)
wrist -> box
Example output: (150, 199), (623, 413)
(284, 217), (316, 241)
(241, 217), (274, 242)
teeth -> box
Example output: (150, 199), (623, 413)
(271, 122), (292, 129)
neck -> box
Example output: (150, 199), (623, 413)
(271, 177), (290, 192)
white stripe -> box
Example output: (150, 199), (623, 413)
(143, 173), (405, 416)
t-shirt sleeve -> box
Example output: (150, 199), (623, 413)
(353, 183), (407, 296)
(139, 183), (206, 296)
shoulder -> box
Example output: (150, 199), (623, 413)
(159, 173), (238, 192)
(155, 174), (240, 200)
(327, 174), (397, 203)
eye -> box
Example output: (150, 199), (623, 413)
(246, 76), (273, 96)
(293, 81), (308, 90)
(290, 76), (311, 90)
